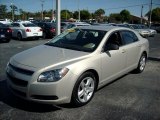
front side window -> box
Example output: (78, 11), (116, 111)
(106, 32), (123, 46)
(45, 28), (106, 52)
(121, 31), (138, 45)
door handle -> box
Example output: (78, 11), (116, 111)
(122, 49), (126, 53)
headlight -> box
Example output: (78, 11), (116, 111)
(38, 68), (69, 82)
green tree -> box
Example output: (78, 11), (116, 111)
(0, 4), (7, 19)
(73, 11), (79, 19)
(94, 8), (105, 17)
(120, 9), (131, 23)
(19, 8), (25, 20)
(94, 8), (105, 22)
(146, 7), (160, 22)
(10, 4), (18, 20)
(151, 7), (160, 22)
(61, 10), (71, 20)
(80, 10), (90, 20)
(109, 13), (121, 22)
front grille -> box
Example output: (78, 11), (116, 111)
(10, 87), (26, 97)
(31, 95), (58, 100)
(9, 63), (34, 76)
(7, 73), (28, 87)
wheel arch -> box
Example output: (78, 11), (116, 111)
(81, 69), (99, 90)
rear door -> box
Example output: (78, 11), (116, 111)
(11, 23), (20, 37)
(120, 30), (141, 70)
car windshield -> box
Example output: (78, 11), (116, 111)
(131, 25), (140, 29)
(140, 25), (149, 29)
(22, 23), (37, 27)
(45, 28), (106, 52)
(46, 23), (56, 28)
(0, 23), (6, 27)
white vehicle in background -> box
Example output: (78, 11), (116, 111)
(0, 19), (12, 25)
(139, 24), (157, 37)
(11, 21), (43, 40)
(129, 24), (150, 38)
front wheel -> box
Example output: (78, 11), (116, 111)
(135, 53), (147, 73)
(17, 33), (22, 41)
(71, 72), (97, 106)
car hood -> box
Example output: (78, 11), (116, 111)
(11, 45), (90, 69)
(135, 29), (149, 32)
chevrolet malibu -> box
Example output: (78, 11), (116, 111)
(6, 26), (149, 106)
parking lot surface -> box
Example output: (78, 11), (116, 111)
(0, 34), (160, 120)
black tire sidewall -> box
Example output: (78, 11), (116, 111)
(43, 32), (46, 39)
(71, 72), (97, 106)
(17, 33), (22, 41)
(137, 53), (146, 73)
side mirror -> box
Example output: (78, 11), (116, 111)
(104, 43), (119, 51)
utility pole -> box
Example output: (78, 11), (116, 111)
(56, 0), (60, 35)
(141, 5), (143, 24)
(78, 0), (80, 21)
(52, 0), (54, 20)
(41, 0), (44, 20)
(65, 7), (67, 20)
(11, 3), (14, 21)
(149, 0), (152, 28)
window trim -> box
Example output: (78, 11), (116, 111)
(101, 30), (125, 52)
(120, 30), (139, 46)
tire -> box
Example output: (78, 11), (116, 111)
(43, 32), (46, 39)
(135, 53), (147, 73)
(17, 33), (22, 41)
(71, 72), (97, 106)
(4, 39), (10, 43)
(34, 37), (39, 40)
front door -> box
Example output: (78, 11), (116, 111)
(100, 31), (127, 85)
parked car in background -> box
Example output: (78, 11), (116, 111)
(117, 24), (131, 28)
(10, 21), (43, 40)
(129, 24), (150, 37)
(61, 22), (70, 31)
(0, 19), (12, 25)
(139, 24), (157, 37)
(64, 22), (91, 30)
(0, 23), (12, 43)
(37, 22), (56, 39)
(6, 26), (149, 106)
(150, 23), (160, 33)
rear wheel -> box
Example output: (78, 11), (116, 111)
(17, 33), (22, 41)
(71, 72), (97, 106)
(4, 39), (10, 43)
(43, 32), (46, 39)
(135, 53), (147, 73)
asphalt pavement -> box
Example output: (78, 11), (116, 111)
(0, 34), (160, 120)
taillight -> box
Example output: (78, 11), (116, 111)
(26, 29), (31, 32)
(7, 28), (12, 33)
(38, 28), (43, 32)
(50, 28), (55, 32)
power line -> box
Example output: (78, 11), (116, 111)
(104, 4), (149, 10)
(152, 3), (160, 6)
(88, 3), (150, 12)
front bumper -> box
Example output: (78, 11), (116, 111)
(6, 63), (77, 104)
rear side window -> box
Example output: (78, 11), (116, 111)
(11, 23), (20, 27)
(22, 23), (37, 27)
(121, 31), (138, 45)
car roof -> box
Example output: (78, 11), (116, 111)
(71, 22), (90, 25)
(78, 25), (127, 31)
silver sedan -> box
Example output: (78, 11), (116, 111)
(6, 26), (149, 106)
